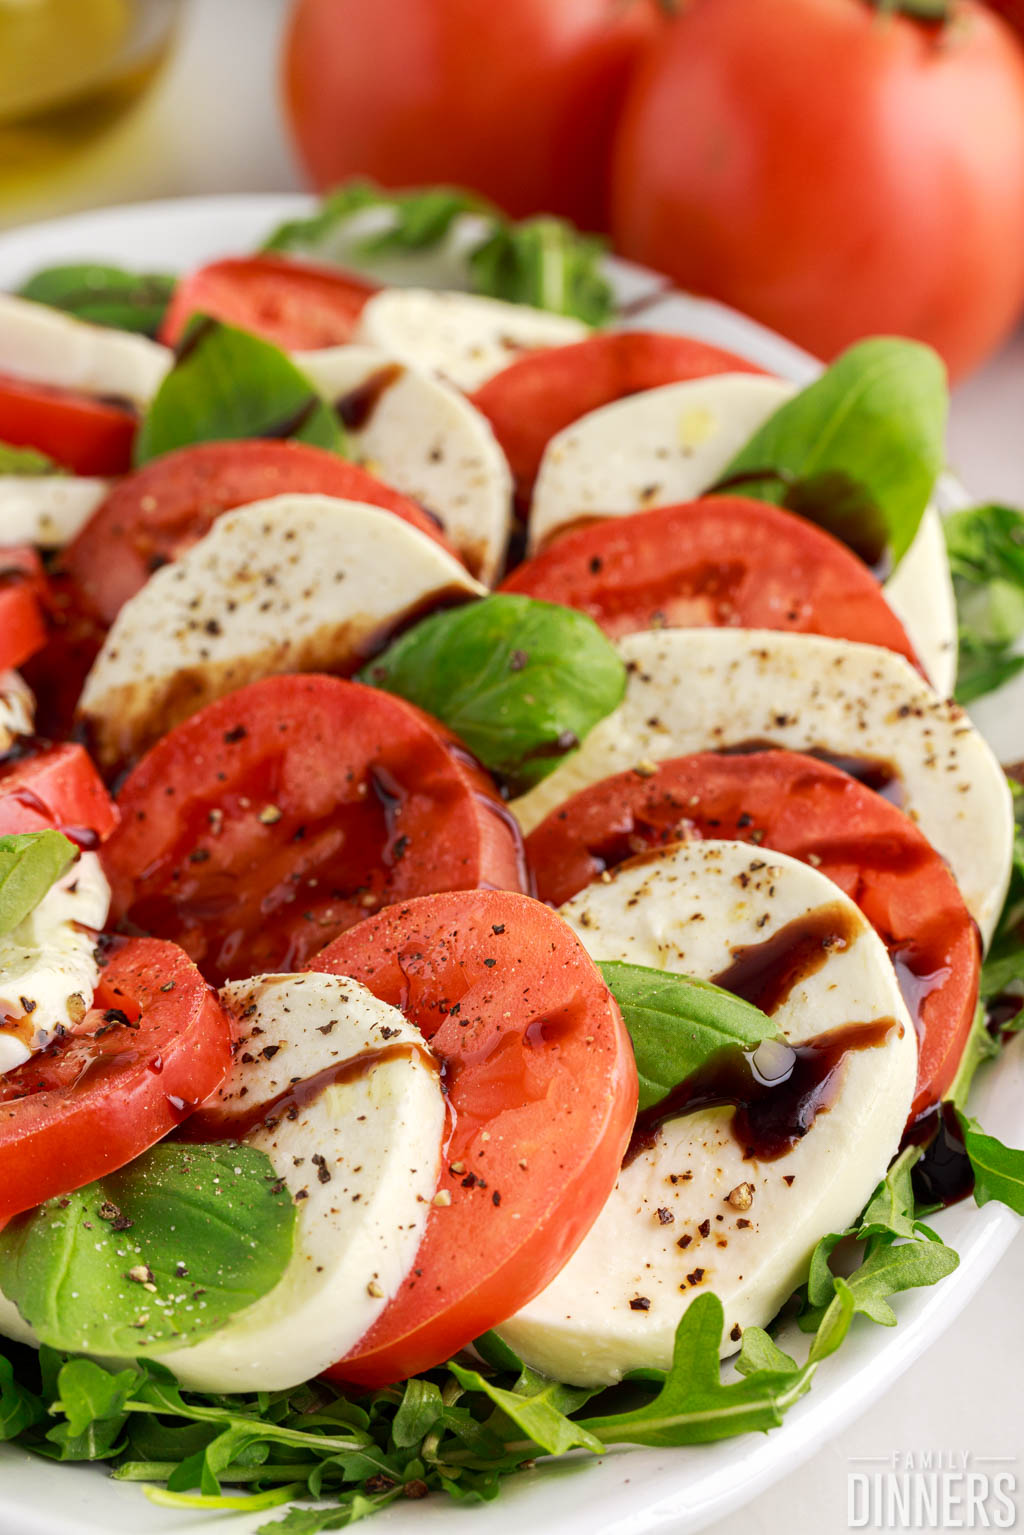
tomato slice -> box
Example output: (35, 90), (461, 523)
(501, 496), (921, 664)
(102, 674), (528, 988)
(0, 372), (136, 476)
(61, 438), (457, 628)
(470, 331), (764, 512)
(160, 255), (377, 350)
(0, 937), (232, 1223)
(0, 741), (118, 845)
(526, 750), (980, 1120)
(308, 888), (637, 1384)
(0, 545), (47, 670)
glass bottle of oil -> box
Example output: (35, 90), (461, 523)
(0, 0), (179, 199)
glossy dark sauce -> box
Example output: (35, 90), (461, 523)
(906, 1100), (975, 1208)
(354, 583), (478, 672)
(260, 394), (322, 441)
(708, 466), (889, 572)
(711, 902), (858, 1015)
(718, 740), (904, 807)
(189, 1041), (434, 1141)
(625, 1019), (898, 1166)
(335, 364), (405, 431)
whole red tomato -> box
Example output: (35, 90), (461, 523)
(611, 0), (1024, 380)
(283, 0), (666, 230)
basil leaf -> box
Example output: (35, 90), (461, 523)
(0, 830), (77, 938)
(264, 179), (612, 325)
(0, 1142), (296, 1355)
(716, 337), (947, 564)
(359, 594), (626, 795)
(0, 440), (64, 476)
(598, 961), (774, 1112)
(135, 320), (345, 464)
(945, 503), (1024, 704)
(956, 1111), (1024, 1214)
(18, 264), (175, 338)
(468, 217), (612, 325)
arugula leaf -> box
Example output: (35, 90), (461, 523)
(0, 441), (64, 476)
(468, 218), (612, 325)
(855, 1146), (927, 1241)
(449, 1362), (599, 1457)
(947, 1004), (1001, 1112)
(945, 503), (1024, 703)
(0, 1353), (45, 1440)
(359, 594), (626, 795)
(0, 1143), (296, 1355)
(734, 1329), (798, 1377)
(799, 1227), (959, 1334)
(956, 1111), (1024, 1214)
(0, 830), (77, 938)
(17, 264), (175, 338)
(715, 337), (947, 564)
(981, 777), (1024, 1001)
(577, 1293), (809, 1447)
(135, 319), (345, 464)
(598, 962), (774, 1112)
(263, 179), (612, 325)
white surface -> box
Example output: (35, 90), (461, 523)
(0, 0), (1019, 1523)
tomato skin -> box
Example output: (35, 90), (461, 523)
(102, 674), (528, 988)
(471, 332), (763, 514)
(0, 938), (232, 1222)
(0, 545), (47, 671)
(526, 750), (980, 1119)
(62, 440), (457, 628)
(501, 496), (921, 663)
(309, 888), (637, 1385)
(160, 256), (376, 350)
(0, 372), (136, 475)
(611, 0), (1024, 380)
(0, 742), (118, 844)
(284, 0), (666, 228)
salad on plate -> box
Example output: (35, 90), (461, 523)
(0, 184), (1021, 1533)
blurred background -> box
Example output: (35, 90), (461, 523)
(0, 3), (1021, 1531)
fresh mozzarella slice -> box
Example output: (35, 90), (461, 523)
(529, 374), (791, 551)
(297, 344), (512, 582)
(353, 288), (590, 392)
(0, 852), (110, 1075)
(0, 475), (109, 548)
(0, 670), (34, 753)
(510, 628), (1013, 944)
(151, 972), (445, 1391)
(0, 293), (170, 407)
(499, 840), (917, 1386)
(527, 373), (955, 695)
(883, 505), (957, 700)
(77, 493), (484, 770)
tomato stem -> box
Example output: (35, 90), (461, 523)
(866, 0), (953, 21)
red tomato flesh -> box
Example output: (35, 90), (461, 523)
(62, 439), (458, 628)
(102, 674), (528, 988)
(308, 887), (638, 1384)
(160, 256), (377, 351)
(0, 937), (232, 1223)
(0, 545), (47, 670)
(526, 750), (980, 1119)
(0, 372), (136, 475)
(472, 332), (764, 513)
(0, 742), (118, 845)
(501, 497), (921, 663)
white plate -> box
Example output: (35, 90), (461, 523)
(0, 195), (1019, 1535)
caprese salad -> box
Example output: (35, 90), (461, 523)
(0, 183), (1021, 1533)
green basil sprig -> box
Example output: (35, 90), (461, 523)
(17, 264), (175, 338)
(715, 337), (947, 565)
(0, 1143), (296, 1357)
(598, 961), (774, 1113)
(135, 319), (345, 464)
(264, 178), (613, 325)
(0, 831), (77, 939)
(944, 503), (1024, 704)
(359, 594), (626, 796)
